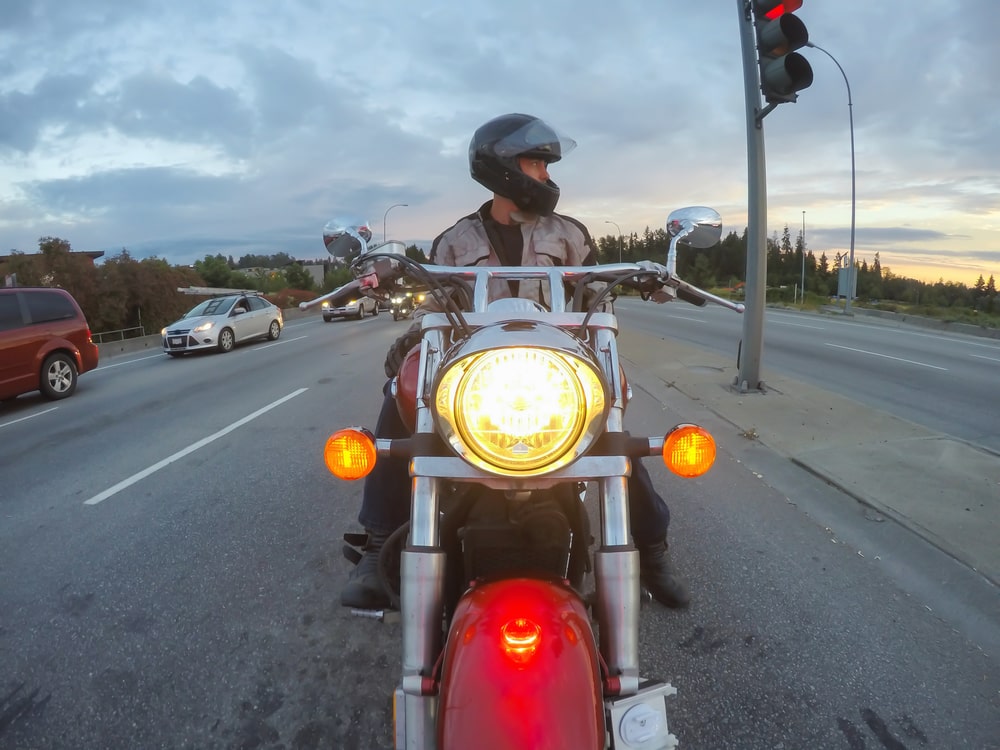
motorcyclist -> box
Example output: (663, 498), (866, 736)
(341, 113), (690, 610)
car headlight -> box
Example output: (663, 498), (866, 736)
(321, 301), (331, 309)
(192, 321), (215, 333)
(434, 323), (607, 476)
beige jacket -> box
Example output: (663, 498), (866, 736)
(426, 201), (603, 310)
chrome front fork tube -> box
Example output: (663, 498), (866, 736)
(595, 474), (641, 697)
(595, 325), (640, 696)
(397, 475), (445, 749)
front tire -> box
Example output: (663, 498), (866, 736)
(267, 320), (281, 340)
(357, 306), (365, 320)
(217, 328), (235, 353)
(40, 353), (78, 399)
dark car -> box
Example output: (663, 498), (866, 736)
(0, 287), (101, 401)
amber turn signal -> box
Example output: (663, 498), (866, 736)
(324, 428), (377, 480)
(662, 424), (716, 478)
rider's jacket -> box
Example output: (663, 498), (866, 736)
(428, 201), (601, 311)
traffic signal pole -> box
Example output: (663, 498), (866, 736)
(734, 0), (813, 393)
(736, 0), (768, 393)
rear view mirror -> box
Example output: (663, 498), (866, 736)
(666, 206), (723, 249)
(664, 206), (722, 275)
(322, 219), (373, 260)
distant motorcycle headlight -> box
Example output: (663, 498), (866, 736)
(434, 323), (607, 476)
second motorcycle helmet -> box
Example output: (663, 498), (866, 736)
(469, 113), (576, 216)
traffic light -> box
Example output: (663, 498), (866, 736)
(752, 0), (813, 104)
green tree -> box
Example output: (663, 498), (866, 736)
(282, 262), (315, 290)
(194, 254), (235, 287)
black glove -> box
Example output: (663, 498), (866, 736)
(384, 329), (422, 378)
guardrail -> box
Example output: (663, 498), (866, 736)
(91, 326), (146, 344)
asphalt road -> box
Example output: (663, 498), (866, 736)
(1, 310), (997, 749)
(616, 297), (1000, 452)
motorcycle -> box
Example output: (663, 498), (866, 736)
(303, 207), (744, 749)
(390, 291), (427, 321)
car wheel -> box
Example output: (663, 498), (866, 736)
(218, 328), (235, 353)
(323, 315), (333, 323)
(371, 301), (379, 317)
(267, 320), (281, 340)
(40, 352), (78, 399)
(357, 306), (365, 320)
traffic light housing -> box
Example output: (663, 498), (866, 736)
(752, 0), (813, 104)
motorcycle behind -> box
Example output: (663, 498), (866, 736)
(304, 207), (744, 749)
(390, 291), (426, 321)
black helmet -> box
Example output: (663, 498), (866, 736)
(469, 113), (576, 216)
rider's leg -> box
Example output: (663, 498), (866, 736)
(628, 461), (690, 609)
(341, 382), (411, 609)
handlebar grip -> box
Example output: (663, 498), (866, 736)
(676, 287), (707, 307)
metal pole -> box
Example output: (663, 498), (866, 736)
(801, 210), (805, 304)
(737, 0), (767, 392)
(807, 42), (856, 313)
(605, 220), (623, 262)
(383, 203), (408, 244)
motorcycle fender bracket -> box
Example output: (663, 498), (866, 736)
(606, 680), (679, 750)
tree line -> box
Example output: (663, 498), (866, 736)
(596, 225), (998, 315)
(3, 230), (996, 338)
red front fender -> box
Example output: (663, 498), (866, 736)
(438, 577), (605, 750)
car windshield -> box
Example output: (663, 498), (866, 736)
(183, 297), (237, 318)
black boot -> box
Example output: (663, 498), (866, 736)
(340, 530), (391, 609)
(638, 538), (690, 609)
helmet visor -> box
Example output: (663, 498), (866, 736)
(492, 119), (577, 163)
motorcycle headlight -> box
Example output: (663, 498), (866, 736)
(434, 324), (607, 476)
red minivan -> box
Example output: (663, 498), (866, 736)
(0, 287), (100, 400)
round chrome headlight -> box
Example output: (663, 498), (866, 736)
(434, 323), (607, 476)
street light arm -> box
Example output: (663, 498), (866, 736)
(383, 202), (408, 245)
(806, 41), (857, 313)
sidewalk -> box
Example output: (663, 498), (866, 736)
(617, 328), (1000, 587)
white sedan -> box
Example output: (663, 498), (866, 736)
(161, 293), (283, 355)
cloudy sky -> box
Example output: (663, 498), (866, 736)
(2, 0), (997, 286)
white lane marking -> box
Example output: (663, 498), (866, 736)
(0, 407), (58, 429)
(257, 335), (307, 349)
(824, 343), (948, 371)
(96, 353), (164, 370)
(970, 353), (1000, 363)
(83, 388), (308, 506)
(771, 320), (826, 330)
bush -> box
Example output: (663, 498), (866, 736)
(265, 288), (318, 309)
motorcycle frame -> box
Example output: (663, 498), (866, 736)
(383, 264), (649, 749)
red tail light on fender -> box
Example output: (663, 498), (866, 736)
(500, 617), (542, 664)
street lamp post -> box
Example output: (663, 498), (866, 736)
(383, 203), (408, 245)
(807, 41), (857, 314)
(801, 210), (806, 304)
(605, 220), (623, 263)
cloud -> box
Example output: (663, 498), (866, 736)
(1, 0), (998, 283)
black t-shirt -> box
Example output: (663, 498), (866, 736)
(484, 218), (524, 295)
